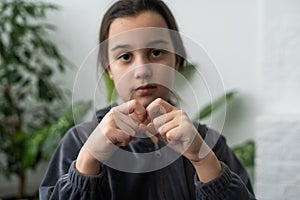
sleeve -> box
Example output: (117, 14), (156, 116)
(194, 162), (256, 199)
(39, 125), (111, 200)
(194, 126), (256, 199)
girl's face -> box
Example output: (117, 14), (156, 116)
(107, 11), (178, 108)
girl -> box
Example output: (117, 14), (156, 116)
(40, 0), (256, 199)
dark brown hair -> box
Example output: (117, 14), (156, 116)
(98, 0), (186, 71)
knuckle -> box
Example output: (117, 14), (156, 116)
(152, 117), (158, 124)
(102, 128), (112, 139)
(155, 98), (164, 104)
(130, 99), (138, 106)
(159, 127), (166, 135)
(110, 107), (118, 115)
(125, 134), (131, 141)
(177, 110), (187, 117)
(166, 132), (173, 141)
(121, 134), (131, 144)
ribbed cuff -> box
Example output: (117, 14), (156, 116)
(69, 160), (106, 191)
(194, 162), (232, 198)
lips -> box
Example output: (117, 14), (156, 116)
(136, 84), (157, 90)
(135, 84), (157, 95)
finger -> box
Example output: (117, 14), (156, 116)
(157, 119), (179, 136)
(129, 112), (150, 128)
(146, 98), (175, 120)
(111, 129), (132, 147)
(114, 110), (141, 137)
(165, 126), (181, 142)
(114, 100), (147, 122)
(146, 123), (157, 135)
(143, 123), (165, 142)
(165, 127), (187, 154)
(116, 109), (139, 127)
(166, 125), (196, 153)
(152, 112), (176, 133)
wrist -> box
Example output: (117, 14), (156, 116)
(76, 147), (101, 175)
(192, 151), (222, 183)
(192, 150), (215, 166)
(190, 141), (212, 164)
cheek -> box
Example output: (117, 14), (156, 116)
(112, 68), (134, 101)
(151, 65), (174, 89)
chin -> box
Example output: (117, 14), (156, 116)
(136, 96), (157, 108)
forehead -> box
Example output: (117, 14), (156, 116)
(109, 11), (168, 37)
(107, 28), (174, 53)
(107, 11), (173, 52)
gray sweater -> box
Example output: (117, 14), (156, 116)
(39, 104), (256, 199)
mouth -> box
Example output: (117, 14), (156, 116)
(135, 84), (157, 95)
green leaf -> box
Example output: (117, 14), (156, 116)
(7, 69), (22, 84)
(194, 90), (237, 120)
(103, 71), (117, 102)
(41, 101), (92, 159)
(23, 126), (51, 168)
(232, 140), (255, 168)
(180, 63), (197, 79)
(21, 79), (30, 87)
(12, 130), (27, 143)
(23, 4), (36, 17)
(37, 78), (62, 102)
(43, 23), (56, 31)
(40, 65), (53, 76)
(24, 49), (31, 59)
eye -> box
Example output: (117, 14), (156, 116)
(118, 53), (131, 62)
(151, 49), (164, 58)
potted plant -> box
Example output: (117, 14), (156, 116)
(0, 0), (91, 198)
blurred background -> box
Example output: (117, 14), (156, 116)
(0, 0), (299, 199)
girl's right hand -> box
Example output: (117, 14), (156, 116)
(76, 100), (147, 175)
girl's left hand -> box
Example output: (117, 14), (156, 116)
(146, 98), (211, 163)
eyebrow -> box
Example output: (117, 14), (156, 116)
(145, 39), (169, 48)
(110, 39), (170, 51)
(111, 44), (132, 51)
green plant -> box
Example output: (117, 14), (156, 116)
(0, 0), (90, 198)
(103, 70), (117, 102)
(232, 140), (255, 168)
(23, 101), (92, 170)
(194, 90), (255, 169)
(193, 90), (237, 121)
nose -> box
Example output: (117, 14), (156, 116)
(133, 57), (152, 80)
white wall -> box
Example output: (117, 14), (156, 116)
(255, 0), (300, 199)
(0, 0), (261, 197)
(45, 0), (260, 146)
